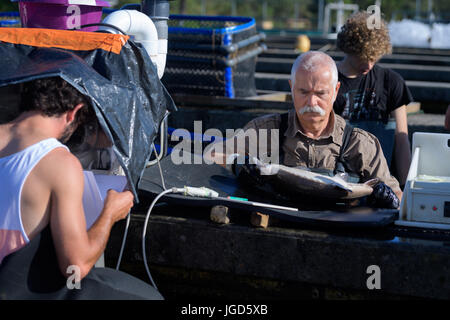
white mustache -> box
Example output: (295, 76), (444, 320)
(298, 105), (326, 116)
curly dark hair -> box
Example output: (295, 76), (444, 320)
(19, 77), (94, 126)
(337, 11), (392, 62)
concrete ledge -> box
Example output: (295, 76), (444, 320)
(256, 57), (450, 83)
(260, 49), (450, 67)
(106, 209), (450, 299)
(167, 95), (447, 138)
(255, 72), (450, 103)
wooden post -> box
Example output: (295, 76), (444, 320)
(250, 212), (270, 228)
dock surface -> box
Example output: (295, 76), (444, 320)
(106, 199), (450, 300)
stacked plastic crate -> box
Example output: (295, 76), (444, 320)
(0, 12), (21, 28)
(162, 15), (266, 98)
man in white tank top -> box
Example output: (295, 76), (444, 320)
(0, 77), (162, 299)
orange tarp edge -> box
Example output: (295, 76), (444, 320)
(0, 28), (130, 54)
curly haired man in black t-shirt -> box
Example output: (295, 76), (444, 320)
(333, 11), (413, 188)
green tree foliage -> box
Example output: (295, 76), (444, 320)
(114, 1), (449, 25)
(0, 0), (18, 12)
(3, 0), (450, 29)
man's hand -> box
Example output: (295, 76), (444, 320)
(102, 189), (134, 223)
(367, 182), (400, 209)
(233, 157), (267, 186)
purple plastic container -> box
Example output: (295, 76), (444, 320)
(14, 0), (110, 32)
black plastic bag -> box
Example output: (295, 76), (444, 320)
(0, 29), (177, 201)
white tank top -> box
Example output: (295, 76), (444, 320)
(0, 138), (68, 264)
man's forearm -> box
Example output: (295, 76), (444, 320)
(394, 132), (411, 187)
(80, 190), (132, 276)
(68, 211), (116, 278)
(86, 211), (115, 265)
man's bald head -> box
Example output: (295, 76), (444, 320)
(290, 51), (338, 89)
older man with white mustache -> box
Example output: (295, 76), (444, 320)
(289, 50), (340, 140)
(207, 51), (402, 203)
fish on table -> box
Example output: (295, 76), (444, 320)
(249, 157), (379, 200)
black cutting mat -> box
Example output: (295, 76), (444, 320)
(138, 154), (398, 228)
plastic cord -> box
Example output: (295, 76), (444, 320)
(118, 184), (218, 288)
(152, 142), (167, 191)
(116, 140), (168, 276)
(147, 111), (170, 167)
(77, 23), (128, 35)
(142, 189), (174, 290)
(115, 211), (131, 270)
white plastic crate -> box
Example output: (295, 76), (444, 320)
(397, 132), (450, 229)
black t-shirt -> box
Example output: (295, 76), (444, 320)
(333, 64), (413, 123)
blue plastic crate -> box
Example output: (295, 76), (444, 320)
(0, 12), (20, 18)
(0, 20), (20, 27)
(168, 14), (256, 46)
(163, 15), (266, 98)
(0, 12), (21, 28)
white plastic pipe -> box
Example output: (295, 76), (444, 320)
(100, 10), (166, 79)
(156, 38), (167, 79)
